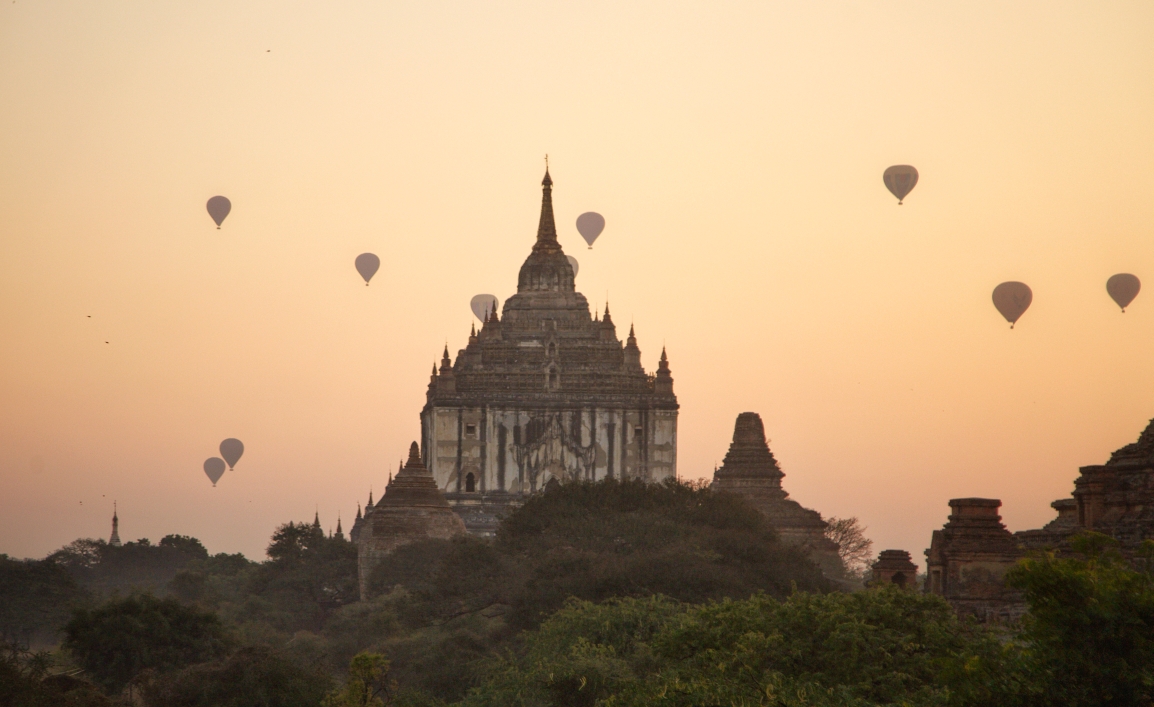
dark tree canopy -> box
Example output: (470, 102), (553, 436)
(140, 645), (331, 707)
(500, 478), (828, 628)
(47, 535), (213, 596)
(0, 641), (112, 707)
(0, 555), (88, 647)
(63, 593), (230, 694)
(243, 520), (359, 633)
(369, 478), (827, 640)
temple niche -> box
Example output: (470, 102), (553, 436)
(709, 412), (842, 577)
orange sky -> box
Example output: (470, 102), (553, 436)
(2, 2), (1154, 565)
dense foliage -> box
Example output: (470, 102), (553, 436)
(63, 593), (231, 694)
(140, 645), (333, 707)
(49, 534), (211, 596)
(369, 478), (828, 632)
(12, 480), (1154, 706)
(1006, 532), (1154, 706)
(0, 641), (112, 707)
(463, 588), (1023, 707)
(0, 554), (88, 647)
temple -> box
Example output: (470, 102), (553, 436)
(710, 412), (841, 575)
(923, 418), (1154, 621)
(356, 442), (467, 598)
(420, 169), (679, 533)
(869, 550), (919, 590)
(108, 503), (121, 547)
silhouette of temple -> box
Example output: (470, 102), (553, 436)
(923, 418), (1154, 621)
(355, 442), (466, 598)
(349, 173), (885, 590)
(109, 504), (121, 547)
(710, 412), (842, 575)
(419, 169), (679, 533)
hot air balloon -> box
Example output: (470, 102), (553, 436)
(355, 253), (380, 286)
(566, 255), (579, 277)
(219, 438), (244, 470)
(992, 282), (1032, 329)
(206, 196), (231, 228)
(883, 166), (919, 205)
(203, 457), (226, 487)
(1107, 273), (1141, 312)
(576, 212), (605, 249)
(470, 294), (498, 321)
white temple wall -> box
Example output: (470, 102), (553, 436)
(423, 405), (677, 495)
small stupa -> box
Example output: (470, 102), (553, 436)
(710, 412), (841, 574)
(355, 442), (466, 599)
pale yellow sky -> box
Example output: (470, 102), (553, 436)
(2, 2), (1153, 564)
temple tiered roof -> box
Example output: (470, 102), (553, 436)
(427, 169), (676, 406)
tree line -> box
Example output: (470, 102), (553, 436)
(3, 479), (1154, 706)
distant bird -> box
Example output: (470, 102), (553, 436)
(87, 315), (91, 318)
(105, 341), (109, 344)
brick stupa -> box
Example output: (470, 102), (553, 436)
(710, 412), (841, 574)
(356, 442), (466, 599)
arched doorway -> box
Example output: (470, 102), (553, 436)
(465, 472), (476, 493)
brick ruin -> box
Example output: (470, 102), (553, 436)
(869, 550), (919, 590)
(710, 412), (843, 577)
(354, 442), (466, 599)
(924, 499), (1026, 621)
(923, 418), (1154, 620)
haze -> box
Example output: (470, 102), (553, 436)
(2, 2), (1153, 565)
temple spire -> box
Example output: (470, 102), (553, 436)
(109, 502), (121, 547)
(534, 166), (559, 248)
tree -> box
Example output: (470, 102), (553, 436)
(322, 652), (394, 707)
(824, 516), (874, 579)
(465, 587), (1023, 707)
(47, 536), (214, 596)
(361, 479), (829, 703)
(158, 535), (209, 560)
(1006, 532), (1154, 706)
(497, 477), (829, 629)
(0, 555), (88, 647)
(140, 645), (332, 707)
(63, 593), (230, 694)
(0, 640), (113, 707)
(243, 520), (359, 633)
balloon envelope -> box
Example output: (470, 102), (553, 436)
(219, 438), (244, 470)
(576, 212), (605, 248)
(566, 255), (579, 277)
(1107, 273), (1140, 312)
(206, 196), (231, 228)
(470, 294), (498, 321)
(882, 166), (919, 204)
(203, 457), (226, 487)
(355, 253), (380, 285)
(992, 282), (1032, 328)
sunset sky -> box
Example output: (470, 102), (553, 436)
(2, 2), (1153, 565)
